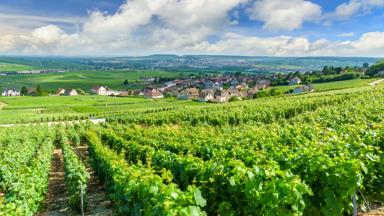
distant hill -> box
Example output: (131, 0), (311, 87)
(0, 55), (379, 73)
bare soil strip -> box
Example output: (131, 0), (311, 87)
(0, 102), (6, 109)
(37, 149), (74, 216)
(369, 78), (384, 87)
(360, 207), (384, 216)
(74, 146), (113, 216)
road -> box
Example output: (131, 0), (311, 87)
(369, 78), (384, 87)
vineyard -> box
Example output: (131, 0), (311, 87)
(0, 85), (383, 215)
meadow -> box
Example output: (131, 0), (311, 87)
(0, 95), (205, 124)
(0, 69), (181, 91)
(272, 78), (377, 93)
(0, 62), (35, 72)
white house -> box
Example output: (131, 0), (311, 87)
(289, 77), (301, 85)
(56, 88), (66, 95)
(197, 90), (214, 102)
(66, 89), (78, 96)
(91, 86), (107, 95)
(2, 89), (21, 97)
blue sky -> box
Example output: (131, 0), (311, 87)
(0, 0), (383, 56)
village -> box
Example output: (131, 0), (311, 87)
(1, 74), (314, 103)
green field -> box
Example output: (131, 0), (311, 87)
(272, 78), (377, 93)
(0, 70), (181, 91)
(0, 95), (205, 124)
(0, 62), (35, 72)
(0, 78), (379, 124)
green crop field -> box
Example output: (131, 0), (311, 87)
(0, 69), (182, 91)
(0, 95), (205, 124)
(0, 62), (35, 72)
(272, 78), (377, 93)
(0, 85), (383, 215)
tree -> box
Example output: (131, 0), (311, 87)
(21, 86), (28, 95)
(363, 62), (369, 68)
(123, 80), (129, 85)
(36, 85), (43, 96)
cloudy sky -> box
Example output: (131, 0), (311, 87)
(0, 0), (384, 56)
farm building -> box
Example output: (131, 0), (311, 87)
(91, 86), (107, 95)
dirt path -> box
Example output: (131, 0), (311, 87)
(369, 78), (384, 87)
(0, 102), (6, 110)
(38, 149), (73, 216)
(74, 146), (113, 216)
(360, 207), (384, 216)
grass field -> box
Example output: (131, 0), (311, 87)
(0, 70), (182, 91)
(0, 95), (205, 124)
(0, 62), (35, 72)
(272, 78), (377, 93)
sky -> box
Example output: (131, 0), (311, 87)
(0, 0), (384, 57)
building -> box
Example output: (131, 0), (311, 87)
(144, 88), (164, 99)
(56, 88), (66, 95)
(91, 86), (107, 95)
(177, 88), (199, 100)
(66, 89), (78, 96)
(246, 87), (259, 99)
(214, 90), (230, 103)
(289, 77), (301, 85)
(197, 90), (214, 102)
(293, 85), (314, 94)
(2, 89), (21, 97)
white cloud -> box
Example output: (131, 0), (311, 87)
(327, 0), (384, 21)
(0, 0), (384, 57)
(338, 32), (355, 37)
(247, 0), (322, 31)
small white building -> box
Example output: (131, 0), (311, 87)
(56, 88), (66, 95)
(2, 89), (21, 97)
(289, 77), (302, 85)
(66, 89), (78, 96)
(197, 90), (214, 102)
(91, 86), (107, 95)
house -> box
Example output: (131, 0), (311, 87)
(293, 85), (314, 94)
(27, 87), (36, 94)
(214, 90), (230, 103)
(163, 86), (179, 97)
(2, 89), (21, 97)
(91, 86), (107, 95)
(289, 77), (301, 85)
(177, 88), (199, 100)
(56, 88), (66, 95)
(132, 90), (144, 96)
(197, 90), (214, 102)
(119, 91), (129, 97)
(257, 80), (271, 89)
(66, 89), (78, 96)
(107, 90), (122, 96)
(228, 88), (239, 97)
(144, 88), (164, 99)
(246, 87), (259, 99)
